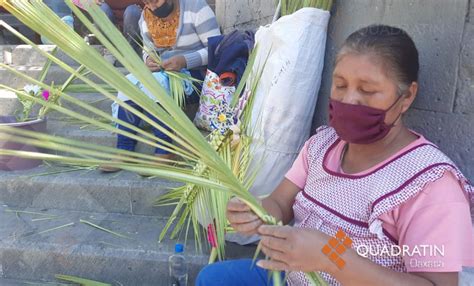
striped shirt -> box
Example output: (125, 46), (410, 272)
(140, 0), (221, 69)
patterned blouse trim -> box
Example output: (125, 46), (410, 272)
(382, 228), (398, 245)
(322, 139), (439, 179)
(301, 191), (369, 228)
(370, 162), (457, 212)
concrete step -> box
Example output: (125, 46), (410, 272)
(0, 164), (180, 217)
(0, 91), (112, 120)
(43, 98), (200, 146)
(48, 94), (199, 122)
(0, 65), (127, 89)
(46, 116), (172, 154)
(0, 206), (257, 286)
(0, 15), (38, 45)
(1, 45), (106, 67)
(48, 93), (114, 120)
(0, 89), (22, 117)
(0, 278), (69, 285)
(1, 88), (199, 120)
(44, 121), (204, 161)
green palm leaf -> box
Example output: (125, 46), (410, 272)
(0, 1), (327, 284)
(0, 0), (267, 237)
(55, 274), (111, 286)
(278, 0), (333, 16)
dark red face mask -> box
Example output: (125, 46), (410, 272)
(329, 96), (403, 144)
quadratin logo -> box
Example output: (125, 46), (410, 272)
(322, 229), (446, 270)
(321, 229), (352, 269)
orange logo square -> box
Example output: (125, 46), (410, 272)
(321, 229), (352, 269)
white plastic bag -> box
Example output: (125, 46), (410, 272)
(228, 8), (330, 245)
(249, 8), (330, 197)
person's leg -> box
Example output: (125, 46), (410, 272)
(99, 2), (115, 23)
(73, 11), (92, 39)
(44, 0), (71, 18)
(116, 101), (142, 153)
(144, 108), (173, 157)
(123, 4), (143, 56)
(188, 68), (206, 104)
(100, 101), (143, 172)
(196, 259), (279, 286)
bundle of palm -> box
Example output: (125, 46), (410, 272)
(279, 0), (334, 16)
(155, 50), (263, 262)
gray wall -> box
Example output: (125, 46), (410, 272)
(215, 0), (473, 180)
(207, 0), (216, 11)
(215, 0), (276, 33)
(312, 0), (474, 181)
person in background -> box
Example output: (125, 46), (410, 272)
(72, 0), (143, 55)
(139, 0), (220, 78)
(99, 0), (221, 172)
(42, 0), (74, 44)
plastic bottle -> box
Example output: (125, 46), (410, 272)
(169, 243), (188, 286)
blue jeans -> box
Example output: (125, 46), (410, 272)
(100, 3), (142, 55)
(44, 0), (71, 18)
(188, 68), (205, 104)
(116, 101), (172, 155)
(196, 259), (285, 286)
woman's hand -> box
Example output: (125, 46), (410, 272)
(146, 56), (161, 72)
(226, 198), (264, 236)
(257, 225), (331, 273)
(162, 55), (187, 71)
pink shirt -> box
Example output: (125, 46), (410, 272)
(72, 0), (86, 9)
(286, 134), (474, 272)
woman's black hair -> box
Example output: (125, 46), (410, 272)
(337, 24), (419, 94)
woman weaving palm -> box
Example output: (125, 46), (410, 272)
(197, 25), (474, 286)
(100, 0), (221, 172)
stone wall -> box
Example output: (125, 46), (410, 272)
(311, 0), (474, 181)
(207, 0), (216, 11)
(214, 0), (276, 33)
(215, 0), (473, 180)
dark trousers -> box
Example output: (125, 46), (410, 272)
(116, 101), (172, 155)
(74, 3), (142, 55)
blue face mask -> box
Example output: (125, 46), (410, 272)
(152, 1), (174, 18)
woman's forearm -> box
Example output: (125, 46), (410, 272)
(262, 196), (294, 225)
(261, 197), (285, 222)
(261, 178), (300, 225)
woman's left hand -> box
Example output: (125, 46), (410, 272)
(257, 225), (331, 273)
(162, 56), (187, 71)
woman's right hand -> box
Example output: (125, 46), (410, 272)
(145, 56), (161, 72)
(226, 197), (263, 236)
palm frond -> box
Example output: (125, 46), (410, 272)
(55, 274), (111, 286)
(279, 0), (333, 16)
(80, 219), (130, 240)
(37, 222), (75, 235)
(0, 1), (328, 284)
